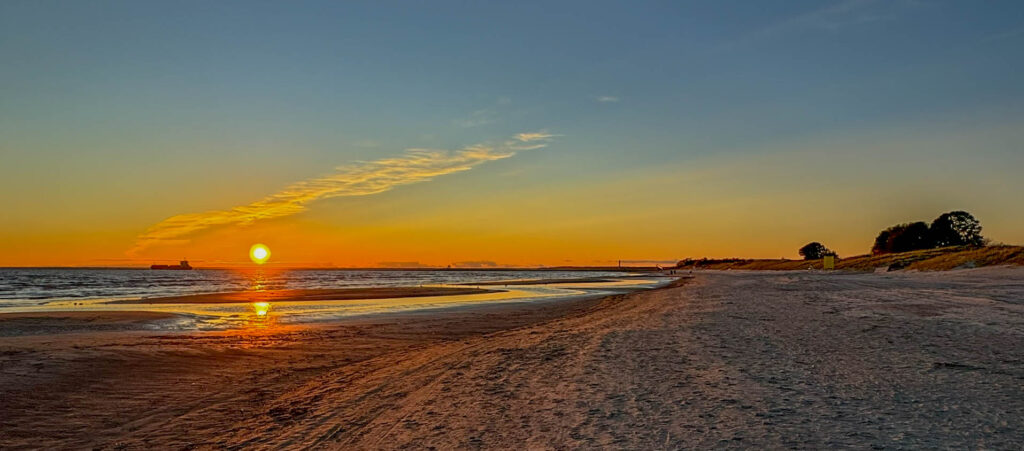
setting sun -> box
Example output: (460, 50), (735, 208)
(249, 244), (270, 264)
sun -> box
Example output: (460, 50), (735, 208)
(249, 243), (271, 264)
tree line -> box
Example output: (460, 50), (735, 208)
(799, 210), (985, 260)
(871, 210), (985, 254)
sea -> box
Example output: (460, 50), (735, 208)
(0, 268), (669, 330)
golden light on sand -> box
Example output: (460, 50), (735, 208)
(252, 302), (270, 317)
(249, 244), (271, 264)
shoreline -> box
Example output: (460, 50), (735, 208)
(3, 269), (1021, 448)
(106, 286), (497, 304)
(0, 277), (655, 448)
(0, 278), (672, 336)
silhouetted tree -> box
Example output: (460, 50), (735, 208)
(891, 222), (932, 252)
(873, 222), (933, 254)
(930, 211), (985, 247)
(799, 242), (834, 260)
(872, 211), (987, 255)
(872, 230), (891, 255)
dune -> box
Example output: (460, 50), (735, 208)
(687, 244), (1024, 271)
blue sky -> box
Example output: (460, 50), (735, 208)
(2, 0), (1023, 265)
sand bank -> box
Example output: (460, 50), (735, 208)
(461, 277), (615, 285)
(109, 286), (496, 304)
(2, 269), (1023, 448)
(459, 273), (668, 286)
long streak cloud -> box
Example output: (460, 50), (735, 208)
(129, 132), (554, 254)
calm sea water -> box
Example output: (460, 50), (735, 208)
(0, 268), (649, 310)
(0, 268), (671, 330)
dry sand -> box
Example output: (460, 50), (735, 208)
(2, 268), (1023, 449)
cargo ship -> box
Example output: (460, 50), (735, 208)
(151, 260), (193, 270)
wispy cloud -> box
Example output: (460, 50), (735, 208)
(979, 24), (1024, 44)
(780, 0), (890, 32)
(453, 108), (498, 128)
(720, 0), (923, 49)
(596, 96), (620, 103)
(129, 132), (555, 254)
(453, 97), (514, 128)
(351, 139), (381, 148)
(515, 131), (556, 142)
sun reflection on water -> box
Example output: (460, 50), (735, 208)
(231, 268), (288, 296)
(252, 301), (270, 317)
(243, 301), (277, 329)
(248, 270), (269, 292)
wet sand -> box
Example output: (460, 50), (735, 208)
(2, 269), (1023, 448)
(109, 286), (496, 304)
(0, 311), (181, 337)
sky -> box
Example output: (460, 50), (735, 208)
(1, 0), (1023, 267)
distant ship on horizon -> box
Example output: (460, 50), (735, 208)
(151, 260), (193, 270)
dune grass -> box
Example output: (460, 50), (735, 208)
(688, 245), (1024, 272)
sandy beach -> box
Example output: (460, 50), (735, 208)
(2, 269), (1023, 449)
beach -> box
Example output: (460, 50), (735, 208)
(2, 268), (1024, 449)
